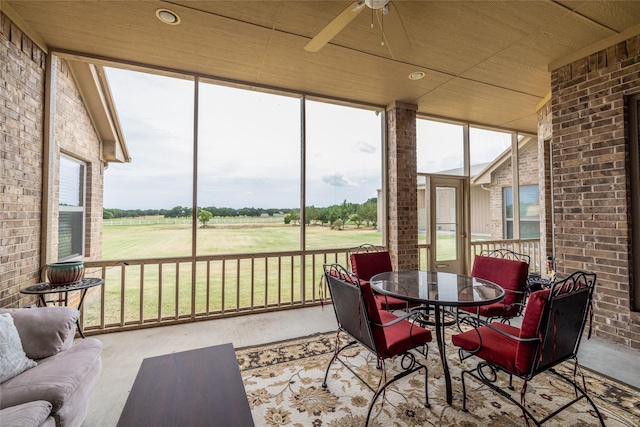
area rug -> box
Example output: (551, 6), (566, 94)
(236, 331), (639, 426)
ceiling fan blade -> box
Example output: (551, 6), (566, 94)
(378, 2), (411, 60)
(304, 1), (365, 52)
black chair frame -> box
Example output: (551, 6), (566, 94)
(348, 243), (386, 255)
(457, 271), (604, 426)
(321, 263), (429, 427)
(479, 248), (531, 264)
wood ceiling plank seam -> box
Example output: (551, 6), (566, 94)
(549, 0), (620, 35)
(410, 71), (544, 108)
(162, 0), (274, 32)
(449, 1), (615, 94)
(254, 0), (286, 86)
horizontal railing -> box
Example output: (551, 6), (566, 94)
(471, 239), (542, 272)
(418, 238), (542, 272)
(79, 239), (541, 335)
(81, 248), (351, 335)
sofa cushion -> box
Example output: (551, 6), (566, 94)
(0, 307), (78, 360)
(0, 313), (37, 383)
(0, 338), (103, 411)
(0, 400), (54, 427)
(54, 359), (101, 427)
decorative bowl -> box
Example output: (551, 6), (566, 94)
(46, 261), (85, 286)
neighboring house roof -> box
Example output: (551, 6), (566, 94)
(66, 59), (130, 164)
(470, 135), (537, 185)
(434, 162), (491, 178)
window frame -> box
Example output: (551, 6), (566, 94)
(503, 185), (540, 239)
(58, 154), (86, 261)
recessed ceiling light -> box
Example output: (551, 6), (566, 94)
(156, 9), (180, 25)
(409, 71), (425, 80)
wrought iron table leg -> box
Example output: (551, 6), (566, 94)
(434, 305), (453, 405)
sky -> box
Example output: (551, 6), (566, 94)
(104, 67), (512, 210)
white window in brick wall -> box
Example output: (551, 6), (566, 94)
(504, 185), (540, 239)
(58, 155), (86, 260)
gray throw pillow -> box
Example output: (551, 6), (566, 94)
(0, 313), (37, 383)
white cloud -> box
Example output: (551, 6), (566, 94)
(322, 173), (355, 187)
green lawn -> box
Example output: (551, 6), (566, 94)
(102, 221), (383, 259)
(87, 221), (383, 325)
(87, 221), (501, 327)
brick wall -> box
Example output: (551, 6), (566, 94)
(387, 104), (419, 270)
(550, 35), (640, 349)
(54, 59), (104, 260)
(0, 11), (104, 308)
(0, 12), (46, 307)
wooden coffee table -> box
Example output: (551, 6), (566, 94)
(117, 343), (254, 427)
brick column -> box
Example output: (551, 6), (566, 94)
(386, 102), (418, 270)
(549, 35), (640, 348)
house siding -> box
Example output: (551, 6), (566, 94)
(550, 35), (640, 349)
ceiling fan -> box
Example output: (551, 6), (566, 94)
(304, 0), (411, 59)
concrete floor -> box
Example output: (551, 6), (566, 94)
(82, 305), (640, 426)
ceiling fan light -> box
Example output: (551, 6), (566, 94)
(409, 71), (425, 80)
(365, 0), (390, 10)
(156, 9), (181, 25)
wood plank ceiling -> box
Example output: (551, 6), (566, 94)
(5, 0), (640, 133)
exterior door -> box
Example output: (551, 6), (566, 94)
(428, 176), (467, 274)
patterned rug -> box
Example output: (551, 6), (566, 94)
(236, 331), (640, 427)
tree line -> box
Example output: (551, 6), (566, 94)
(103, 206), (284, 219)
(103, 198), (378, 229)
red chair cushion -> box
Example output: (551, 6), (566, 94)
(452, 289), (550, 376)
(327, 268), (430, 359)
(451, 322), (521, 374)
(350, 251), (419, 311)
(327, 268), (369, 287)
(475, 302), (519, 318)
(377, 310), (432, 359)
(359, 281), (383, 325)
(460, 255), (529, 317)
(360, 281), (431, 358)
(374, 294), (411, 311)
(350, 251), (393, 281)
(515, 289), (550, 373)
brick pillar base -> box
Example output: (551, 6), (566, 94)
(387, 103), (418, 270)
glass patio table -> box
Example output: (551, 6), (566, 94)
(370, 270), (505, 405)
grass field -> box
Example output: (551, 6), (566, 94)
(87, 219), (520, 329)
(87, 220), (384, 325)
(102, 221), (383, 259)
